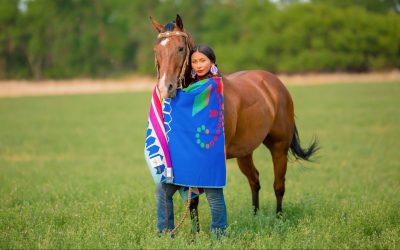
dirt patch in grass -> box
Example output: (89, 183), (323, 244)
(0, 71), (399, 97)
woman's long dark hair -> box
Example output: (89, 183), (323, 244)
(189, 45), (221, 85)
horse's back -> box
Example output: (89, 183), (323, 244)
(227, 70), (290, 97)
(226, 70), (293, 118)
(223, 70), (294, 158)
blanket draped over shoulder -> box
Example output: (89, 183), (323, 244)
(145, 77), (226, 200)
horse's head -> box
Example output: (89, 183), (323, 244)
(150, 15), (193, 99)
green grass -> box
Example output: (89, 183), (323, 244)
(1, 82), (399, 249)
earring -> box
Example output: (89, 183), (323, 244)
(191, 69), (196, 79)
(210, 64), (219, 76)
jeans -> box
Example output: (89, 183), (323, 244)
(156, 182), (227, 234)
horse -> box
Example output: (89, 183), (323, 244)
(150, 14), (318, 227)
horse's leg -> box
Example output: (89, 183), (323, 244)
(265, 141), (288, 215)
(237, 153), (261, 214)
(189, 196), (200, 233)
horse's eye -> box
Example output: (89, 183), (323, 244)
(178, 47), (184, 53)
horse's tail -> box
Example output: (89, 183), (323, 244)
(289, 123), (319, 161)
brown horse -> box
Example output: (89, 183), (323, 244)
(150, 15), (318, 222)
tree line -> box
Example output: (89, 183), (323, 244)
(0, 0), (399, 80)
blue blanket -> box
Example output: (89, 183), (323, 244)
(165, 77), (226, 188)
(145, 77), (226, 200)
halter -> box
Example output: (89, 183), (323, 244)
(155, 31), (191, 89)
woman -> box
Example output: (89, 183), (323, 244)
(156, 45), (227, 237)
(189, 44), (221, 82)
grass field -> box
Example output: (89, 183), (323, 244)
(1, 82), (399, 249)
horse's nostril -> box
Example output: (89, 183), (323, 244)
(168, 84), (173, 91)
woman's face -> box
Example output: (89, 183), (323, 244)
(191, 51), (213, 77)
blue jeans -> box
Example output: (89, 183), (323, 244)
(156, 183), (227, 234)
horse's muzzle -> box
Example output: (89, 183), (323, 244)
(167, 89), (177, 99)
(167, 84), (177, 99)
(158, 85), (177, 99)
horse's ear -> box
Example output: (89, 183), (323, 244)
(176, 14), (183, 30)
(150, 16), (163, 33)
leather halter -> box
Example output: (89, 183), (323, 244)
(155, 31), (190, 89)
(157, 31), (188, 40)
